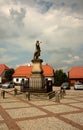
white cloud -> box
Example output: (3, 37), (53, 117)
(0, 48), (7, 54)
(68, 54), (72, 58)
(63, 55), (81, 65)
(0, 55), (17, 63)
(0, 0), (83, 72)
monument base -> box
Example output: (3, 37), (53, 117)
(31, 59), (43, 73)
(29, 58), (45, 92)
(29, 73), (44, 89)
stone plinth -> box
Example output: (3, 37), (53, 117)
(29, 73), (44, 89)
(31, 59), (43, 74)
(29, 59), (45, 90)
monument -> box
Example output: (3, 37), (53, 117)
(29, 41), (45, 92)
(21, 40), (53, 93)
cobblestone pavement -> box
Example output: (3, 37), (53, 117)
(0, 87), (83, 130)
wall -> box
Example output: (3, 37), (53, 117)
(69, 78), (83, 86)
(13, 77), (28, 84)
(0, 77), (1, 83)
(44, 76), (54, 84)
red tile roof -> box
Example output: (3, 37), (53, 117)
(69, 67), (83, 79)
(42, 65), (54, 77)
(0, 64), (9, 76)
(13, 66), (32, 78)
(13, 65), (54, 78)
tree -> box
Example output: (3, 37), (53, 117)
(54, 69), (68, 86)
(4, 68), (14, 81)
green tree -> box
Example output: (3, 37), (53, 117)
(4, 68), (14, 81)
(54, 69), (68, 86)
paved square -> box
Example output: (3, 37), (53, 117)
(60, 98), (78, 103)
(62, 112), (83, 126)
(30, 100), (55, 106)
(6, 107), (47, 119)
(73, 98), (83, 101)
(0, 87), (83, 130)
(0, 115), (4, 121)
(43, 104), (79, 114)
(0, 123), (9, 130)
(70, 102), (83, 109)
(0, 102), (30, 109)
(17, 117), (79, 130)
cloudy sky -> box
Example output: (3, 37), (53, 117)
(0, 0), (83, 72)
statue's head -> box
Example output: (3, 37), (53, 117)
(37, 40), (39, 43)
(36, 41), (40, 47)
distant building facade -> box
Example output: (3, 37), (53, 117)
(68, 66), (83, 86)
(13, 64), (54, 85)
(0, 64), (9, 83)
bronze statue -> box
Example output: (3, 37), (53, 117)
(34, 41), (41, 60)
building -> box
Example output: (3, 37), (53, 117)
(68, 66), (83, 86)
(13, 64), (54, 85)
(0, 64), (9, 83)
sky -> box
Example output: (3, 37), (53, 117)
(0, 0), (83, 73)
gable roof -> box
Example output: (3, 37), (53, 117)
(13, 65), (54, 78)
(42, 65), (54, 77)
(0, 64), (9, 76)
(13, 66), (32, 78)
(69, 66), (83, 79)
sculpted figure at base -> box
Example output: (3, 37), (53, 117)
(34, 41), (41, 60)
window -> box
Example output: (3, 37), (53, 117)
(22, 79), (24, 82)
(16, 78), (19, 82)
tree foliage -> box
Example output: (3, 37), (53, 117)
(4, 68), (14, 81)
(54, 69), (68, 86)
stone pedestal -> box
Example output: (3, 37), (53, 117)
(29, 59), (45, 90)
(31, 59), (43, 74)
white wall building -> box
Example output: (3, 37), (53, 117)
(13, 65), (54, 85)
(0, 64), (9, 83)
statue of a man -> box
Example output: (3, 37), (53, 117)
(34, 41), (41, 60)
